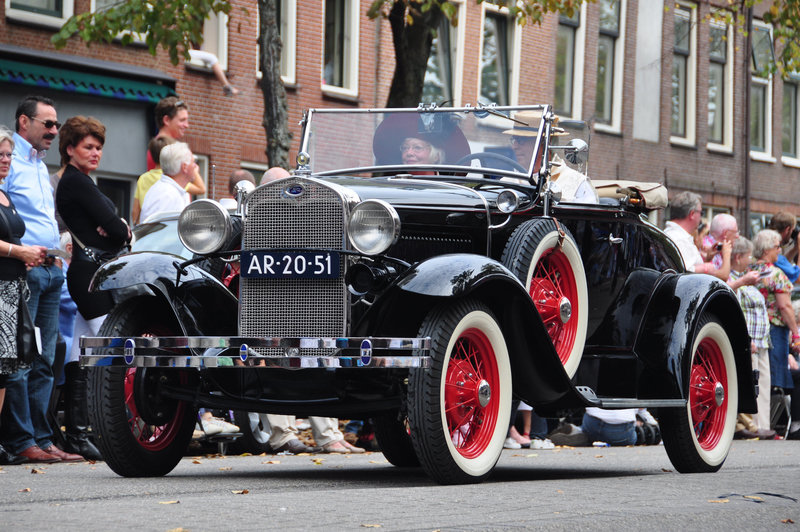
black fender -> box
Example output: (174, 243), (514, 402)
(635, 272), (755, 412)
(90, 251), (238, 336)
(355, 253), (581, 406)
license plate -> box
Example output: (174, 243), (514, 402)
(240, 251), (340, 279)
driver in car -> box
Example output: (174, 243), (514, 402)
(503, 110), (598, 204)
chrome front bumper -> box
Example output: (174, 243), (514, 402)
(79, 336), (431, 369)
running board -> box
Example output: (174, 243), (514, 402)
(576, 386), (686, 409)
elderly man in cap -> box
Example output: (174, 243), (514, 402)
(503, 110), (597, 203)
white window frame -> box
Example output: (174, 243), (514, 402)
(186, 12), (229, 72)
(5, 0), (74, 28)
(750, 20), (775, 163)
(668, 1), (696, 147)
(89, 0), (147, 44)
(594, 0), (625, 134)
(255, 0), (297, 85)
(321, 0), (360, 99)
(707, 17), (733, 153)
(477, 3), (521, 109)
(422, 0), (466, 107)
(194, 154), (209, 200)
(781, 76), (800, 168)
(555, 3), (586, 120)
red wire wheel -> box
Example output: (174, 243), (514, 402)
(123, 368), (189, 452)
(502, 218), (588, 377)
(529, 247), (580, 365)
(689, 335), (729, 450)
(660, 316), (737, 473)
(444, 327), (501, 459)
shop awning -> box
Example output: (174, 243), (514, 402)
(0, 58), (173, 104)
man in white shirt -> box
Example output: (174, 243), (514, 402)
(663, 191), (730, 279)
(139, 142), (195, 222)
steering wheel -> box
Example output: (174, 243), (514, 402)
(454, 152), (527, 173)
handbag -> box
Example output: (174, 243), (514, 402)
(16, 283), (39, 364)
(70, 231), (130, 265)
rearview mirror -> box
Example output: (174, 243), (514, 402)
(564, 138), (589, 165)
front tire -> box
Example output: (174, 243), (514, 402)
(660, 314), (737, 473)
(408, 300), (511, 484)
(88, 300), (197, 477)
(501, 218), (588, 377)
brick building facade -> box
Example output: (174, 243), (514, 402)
(1, 0), (798, 233)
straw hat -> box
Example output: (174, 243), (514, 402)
(502, 110), (567, 137)
(373, 113), (471, 165)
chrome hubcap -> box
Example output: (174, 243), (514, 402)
(477, 380), (491, 408)
(559, 297), (572, 324)
(714, 382), (725, 407)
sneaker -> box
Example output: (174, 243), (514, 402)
(637, 409), (658, 426)
(295, 419), (311, 430)
(200, 417), (228, 435)
(530, 438), (555, 450)
(503, 437), (521, 449)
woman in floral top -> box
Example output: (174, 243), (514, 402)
(752, 230), (800, 391)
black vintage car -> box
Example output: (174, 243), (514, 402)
(81, 104), (754, 484)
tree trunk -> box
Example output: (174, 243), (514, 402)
(259, 0), (291, 169)
(386, 1), (443, 108)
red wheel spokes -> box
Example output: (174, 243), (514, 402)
(444, 328), (500, 459)
(689, 338), (727, 449)
(530, 248), (579, 363)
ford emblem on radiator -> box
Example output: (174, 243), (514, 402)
(360, 339), (373, 366)
(283, 184), (305, 198)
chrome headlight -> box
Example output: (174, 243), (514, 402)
(178, 199), (232, 254)
(347, 200), (400, 255)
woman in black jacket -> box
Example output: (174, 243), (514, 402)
(55, 116), (130, 460)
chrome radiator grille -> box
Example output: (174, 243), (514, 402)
(240, 179), (347, 354)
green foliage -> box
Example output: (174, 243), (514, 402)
(367, 0), (591, 26)
(51, 0), (232, 65)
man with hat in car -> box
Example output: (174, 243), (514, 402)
(503, 110), (598, 204)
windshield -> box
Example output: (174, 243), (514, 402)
(299, 105), (558, 181)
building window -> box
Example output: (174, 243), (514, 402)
(749, 211), (771, 238)
(783, 74), (800, 162)
(186, 12), (229, 72)
(707, 19), (732, 149)
(556, 9), (584, 118)
(750, 22), (774, 157)
(256, 0), (297, 85)
(423, 19), (455, 106)
(323, 0), (359, 96)
(6, 0), (74, 28)
(670, 3), (696, 143)
(594, 0), (625, 132)
(480, 11), (513, 106)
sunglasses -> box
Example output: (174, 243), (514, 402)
(28, 116), (62, 130)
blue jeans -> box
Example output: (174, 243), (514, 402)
(769, 325), (794, 390)
(1, 265), (64, 453)
(581, 412), (637, 446)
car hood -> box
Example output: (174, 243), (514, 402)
(320, 176), (490, 210)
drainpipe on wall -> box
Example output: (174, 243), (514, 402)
(743, 6), (753, 236)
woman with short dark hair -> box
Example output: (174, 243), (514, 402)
(55, 116), (131, 460)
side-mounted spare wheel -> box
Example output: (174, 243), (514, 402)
(501, 217), (588, 377)
(660, 313), (737, 473)
(87, 299), (198, 477)
(408, 299), (511, 484)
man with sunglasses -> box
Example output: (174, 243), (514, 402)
(0, 95), (81, 463)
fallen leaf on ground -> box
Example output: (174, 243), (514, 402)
(744, 495), (764, 501)
(312, 458), (325, 465)
(661, 468), (672, 472)
(231, 489), (249, 495)
(158, 500), (180, 505)
(594, 455), (604, 458)
(556, 490), (564, 494)
(167, 528), (190, 532)
(30, 468), (45, 474)
(782, 518), (794, 524)
(368, 460), (388, 464)
(525, 453), (539, 458)
(192, 459), (202, 464)
(219, 467), (232, 471)
(19, 488), (31, 492)
(707, 499), (729, 503)
(361, 525), (382, 528)
(262, 460), (280, 464)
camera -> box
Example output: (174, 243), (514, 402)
(792, 222), (800, 242)
(714, 242), (723, 251)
